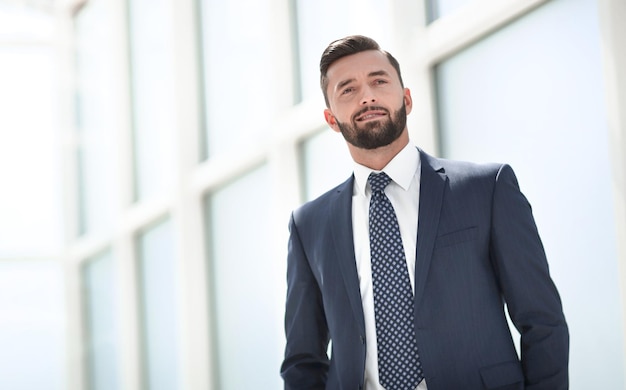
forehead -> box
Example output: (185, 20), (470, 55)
(326, 50), (396, 86)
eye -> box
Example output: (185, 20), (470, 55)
(374, 79), (388, 85)
(341, 87), (355, 95)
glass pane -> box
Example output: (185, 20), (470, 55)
(83, 250), (121, 390)
(295, 0), (394, 102)
(300, 128), (353, 201)
(137, 218), (180, 390)
(0, 261), (66, 390)
(425, 0), (470, 23)
(0, 3), (55, 41)
(0, 45), (64, 256)
(198, 0), (277, 158)
(435, 0), (624, 387)
(128, 0), (176, 201)
(206, 164), (282, 389)
(74, 1), (119, 236)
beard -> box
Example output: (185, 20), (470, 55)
(336, 102), (407, 150)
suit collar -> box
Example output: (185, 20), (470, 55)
(326, 149), (447, 331)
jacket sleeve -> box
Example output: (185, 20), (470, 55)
(280, 212), (330, 389)
(490, 164), (569, 389)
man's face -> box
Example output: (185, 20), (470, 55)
(323, 50), (412, 150)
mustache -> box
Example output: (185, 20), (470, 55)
(352, 105), (389, 121)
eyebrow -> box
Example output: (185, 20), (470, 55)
(368, 70), (390, 78)
(337, 78), (356, 91)
(336, 70), (391, 91)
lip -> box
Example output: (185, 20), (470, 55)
(355, 110), (387, 122)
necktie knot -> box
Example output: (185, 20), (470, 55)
(368, 172), (392, 194)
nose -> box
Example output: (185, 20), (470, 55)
(360, 86), (376, 105)
(361, 97), (376, 105)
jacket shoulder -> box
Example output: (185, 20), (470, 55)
(292, 175), (353, 225)
(421, 151), (509, 182)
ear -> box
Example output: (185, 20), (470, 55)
(403, 88), (413, 115)
(324, 108), (341, 133)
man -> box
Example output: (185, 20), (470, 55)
(281, 35), (568, 390)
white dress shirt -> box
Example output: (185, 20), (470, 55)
(351, 143), (427, 390)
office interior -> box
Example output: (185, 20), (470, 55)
(0, 0), (625, 389)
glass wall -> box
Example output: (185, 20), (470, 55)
(127, 0), (176, 201)
(300, 128), (353, 201)
(426, 0), (470, 22)
(205, 164), (282, 389)
(0, 46), (62, 255)
(0, 6), (66, 390)
(0, 261), (65, 390)
(435, 0), (624, 387)
(294, 0), (394, 102)
(137, 218), (180, 390)
(198, 0), (277, 159)
(83, 250), (121, 390)
(74, 0), (119, 236)
(17, 0), (622, 389)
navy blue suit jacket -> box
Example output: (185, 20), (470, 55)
(281, 150), (568, 389)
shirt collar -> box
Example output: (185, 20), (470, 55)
(353, 142), (420, 196)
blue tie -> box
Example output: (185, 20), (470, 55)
(368, 172), (424, 389)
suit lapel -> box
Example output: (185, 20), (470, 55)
(324, 151), (446, 333)
(415, 150), (447, 310)
(328, 176), (366, 334)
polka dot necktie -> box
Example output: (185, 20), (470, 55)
(368, 172), (424, 390)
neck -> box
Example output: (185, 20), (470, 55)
(348, 131), (409, 171)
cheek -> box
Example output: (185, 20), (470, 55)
(329, 104), (352, 123)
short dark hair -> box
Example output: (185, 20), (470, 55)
(319, 35), (404, 107)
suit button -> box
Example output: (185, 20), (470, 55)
(360, 335), (365, 344)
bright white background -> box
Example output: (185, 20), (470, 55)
(0, 1), (624, 389)
(0, 4), (66, 390)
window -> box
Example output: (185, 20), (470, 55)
(74, 0), (119, 235)
(435, 0), (624, 386)
(137, 218), (180, 390)
(0, 5), (66, 390)
(294, 0), (394, 102)
(0, 45), (62, 255)
(205, 164), (282, 389)
(425, 0), (470, 23)
(198, 0), (277, 159)
(300, 128), (353, 201)
(0, 260), (65, 390)
(127, 0), (176, 201)
(83, 250), (121, 390)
